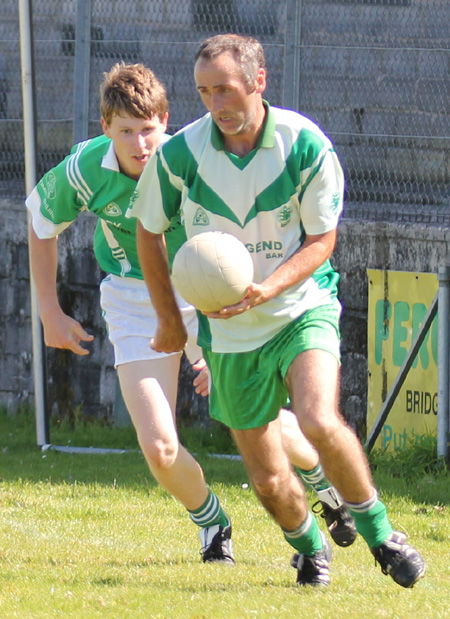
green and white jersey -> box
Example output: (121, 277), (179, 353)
(127, 103), (344, 353)
(26, 134), (186, 279)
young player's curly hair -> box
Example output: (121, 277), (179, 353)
(100, 63), (168, 125)
(195, 34), (266, 93)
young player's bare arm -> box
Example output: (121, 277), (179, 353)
(28, 227), (94, 355)
(136, 221), (187, 353)
(206, 229), (337, 319)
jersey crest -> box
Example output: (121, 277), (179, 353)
(103, 202), (122, 217)
(43, 170), (57, 200)
(330, 193), (341, 214)
(277, 204), (292, 227)
(193, 207), (210, 226)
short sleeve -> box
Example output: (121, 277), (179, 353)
(299, 150), (344, 235)
(25, 154), (85, 239)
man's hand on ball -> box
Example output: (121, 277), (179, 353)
(204, 283), (267, 319)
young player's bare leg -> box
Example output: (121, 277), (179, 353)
(279, 408), (320, 470)
(285, 349), (373, 503)
(117, 356), (208, 510)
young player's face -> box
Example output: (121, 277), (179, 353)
(101, 112), (168, 180)
(194, 52), (266, 141)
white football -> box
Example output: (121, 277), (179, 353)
(171, 231), (254, 312)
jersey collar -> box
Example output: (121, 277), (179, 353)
(101, 139), (120, 172)
(210, 100), (275, 152)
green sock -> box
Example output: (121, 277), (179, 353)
(283, 511), (323, 555)
(297, 464), (331, 492)
(347, 497), (393, 548)
(188, 489), (230, 529)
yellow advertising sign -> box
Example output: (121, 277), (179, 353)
(367, 270), (438, 452)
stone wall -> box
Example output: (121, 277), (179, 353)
(1, 196), (448, 438)
(334, 219), (449, 436)
(0, 197), (209, 427)
(1, 0), (449, 438)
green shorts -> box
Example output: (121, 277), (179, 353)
(204, 302), (341, 430)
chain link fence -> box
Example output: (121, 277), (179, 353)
(2, 0), (449, 223)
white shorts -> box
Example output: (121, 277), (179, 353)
(100, 274), (201, 367)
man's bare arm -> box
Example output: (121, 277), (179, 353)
(136, 221), (187, 352)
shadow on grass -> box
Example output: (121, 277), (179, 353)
(1, 408), (449, 505)
(0, 408), (247, 490)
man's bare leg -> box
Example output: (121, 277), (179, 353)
(231, 417), (307, 530)
(231, 416), (331, 585)
(286, 349), (425, 587)
(286, 350), (373, 503)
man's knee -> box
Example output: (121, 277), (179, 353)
(300, 411), (347, 448)
(250, 468), (290, 500)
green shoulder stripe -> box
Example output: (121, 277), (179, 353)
(156, 150), (183, 221)
(162, 132), (198, 186)
(294, 129), (330, 202)
(296, 128), (327, 171)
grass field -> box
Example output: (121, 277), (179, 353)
(0, 409), (449, 618)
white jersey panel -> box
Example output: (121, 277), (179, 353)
(128, 104), (344, 353)
(26, 186), (74, 239)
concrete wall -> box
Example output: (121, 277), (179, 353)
(334, 219), (449, 436)
(1, 0), (448, 437)
(0, 198), (210, 427)
(1, 196), (448, 437)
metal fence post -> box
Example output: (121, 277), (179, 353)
(437, 266), (450, 459)
(19, 0), (50, 446)
(283, 0), (302, 111)
(73, 0), (91, 144)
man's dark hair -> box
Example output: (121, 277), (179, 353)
(195, 34), (266, 92)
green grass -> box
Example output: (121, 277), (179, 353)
(0, 409), (449, 618)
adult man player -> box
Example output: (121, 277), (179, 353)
(26, 61), (354, 564)
(127, 35), (425, 587)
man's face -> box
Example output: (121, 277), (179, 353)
(194, 51), (265, 138)
(101, 112), (168, 180)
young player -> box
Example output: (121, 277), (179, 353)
(128, 36), (425, 587)
(25, 62), (234, 564)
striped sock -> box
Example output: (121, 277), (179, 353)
(283, 511), (323, 555)
(188, 489), (230, 529)
(297, 464), (344, 509)
(297, 464), (331, 492)
(346, 491), (393, 548)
